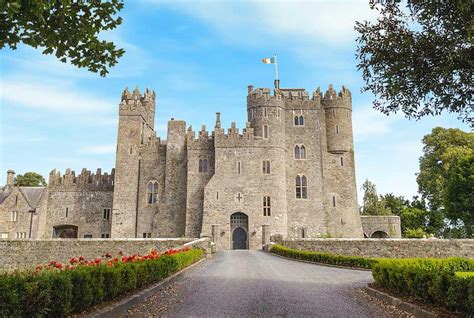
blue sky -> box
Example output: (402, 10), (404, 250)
(0, 0), (469, 202)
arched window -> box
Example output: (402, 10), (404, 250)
(294, 116), (299, 126)
(296, 175), (308, 199)
(300, 145), (306, 159)
(294, 145), (300, 159)
(299, 116), (304, 126)
(147, 181), (158, 204)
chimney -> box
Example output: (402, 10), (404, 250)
(6, 170), (15, 186)
(215, 112), (221, 129)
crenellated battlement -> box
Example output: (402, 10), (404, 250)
(321, 84), (352, 109)
(187, 125), (214, 150)
(48, 168), (115, 190)
(119, 85), (156, 123)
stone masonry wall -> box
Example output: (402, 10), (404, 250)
(0, 238), (192, 271)
(279, 239), (474, 259)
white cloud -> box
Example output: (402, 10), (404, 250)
(78, 144), (116, 155)
(0, 80), (114, 114)
(149, 0), (377, 47)
(352, 106), (397, 141)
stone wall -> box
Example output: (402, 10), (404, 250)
(278, 239), (474, 259)
(0, 238), (193, 271)
(361, 215), (402, 238)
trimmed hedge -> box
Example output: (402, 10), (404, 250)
(372, 258), (474, 314)
(270, 244), (376, 269)
(0, 248), (203, 317)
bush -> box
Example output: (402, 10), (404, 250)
(403, 228), (429, 238)
(372, 258), (474, 314)
(0, 248), (204, 317)
(270, 244), (376, 269)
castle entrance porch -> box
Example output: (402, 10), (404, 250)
(230, 212), (248, 250)
(52, 225), (78, 238)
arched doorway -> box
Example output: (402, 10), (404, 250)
(230, 212), (248, 250)
(53, 225), (78, 238)
(371, 230), (389, 238)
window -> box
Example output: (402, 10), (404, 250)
(65, 207), (69, 218)
(147, 181), (158, 204)
(216, 191), (219, 200)
(237, 161), (241, 174)
(0, 232), (8, 239)
(16, 232), (27, 239)
(336, 125), (339, 134)
(332, 196), (336, 207)
(296, 175), (308, 199)
(101, 233), (110, 238)
(84, 234), (93, 238)
(294, 115), (304, 126)
(263, 125), (269, 138)
(199, 159), (208, 173)
(263, 196), (271, 216)
(294, 145), (306, 159)
(103, 208), (111, 220)
(142, 232), (152, 238)
(10, 211), (18, 222)
(262, 161), (271, 174)
(264, 107), (268, 117)
(340, 157), (344, 166)
(332, 109), (336, 117)
(277, 108), (281, 118)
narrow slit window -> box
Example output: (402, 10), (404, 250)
(263, 125), (269, 138)
(263, 196), (271, 216)
(332, 196), (336, 207)
(340, 157), (344, 166)
(65, 207), (69, 218)
(262, 161), (271, 174)
(336, 125), (339, 134)
(264, 107), (267, 117)
(237, 161), (241, 175)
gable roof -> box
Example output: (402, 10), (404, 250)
(18, 187), (46, 209)
(0, 186), (11, 204)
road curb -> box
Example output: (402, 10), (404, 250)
(363, 286), (438, 318)
(268, 251), (372, 272)
(86, 258), (207, 318)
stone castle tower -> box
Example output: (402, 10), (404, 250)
(0, 81), (370, 248)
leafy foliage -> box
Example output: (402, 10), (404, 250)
(0, 0), (125, 76)
(417, 127), (474, 237)
(355, 0), (474, 126)
(14, 172), (46, 186)
(270, 244), (377, 269)
(372, 258), (474, 313)
(0, 248), (203, 317)
(360, 179), (391, 215)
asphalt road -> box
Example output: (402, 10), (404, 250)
(123, 250), (405, 317)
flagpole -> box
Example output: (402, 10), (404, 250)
(274, 54), (280, 89)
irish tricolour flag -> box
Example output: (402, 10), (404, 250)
(262, 57), (276, 64)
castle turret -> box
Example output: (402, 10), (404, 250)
(163, 118), (187, 237)
(111, 86), (156, 238)
(322, 85), (353, 153)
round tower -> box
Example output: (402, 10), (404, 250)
(322, 85), (353, 153)
(246, 85), (285, 146)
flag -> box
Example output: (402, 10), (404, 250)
(262, 57), (275, 64)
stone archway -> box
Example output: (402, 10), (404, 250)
(370, 230), (389, 238)
(53, 225), (78, 238)
(230, 212), (248, 250)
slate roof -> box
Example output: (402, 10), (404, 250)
(18, 187), (46, 208)
(0, 186), (11, 204)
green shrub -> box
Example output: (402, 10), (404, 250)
(270, 244), (376, 269)
(0, 248), (204, 317)
(403, 228), (428, 238)
(372, 258), (474, 314)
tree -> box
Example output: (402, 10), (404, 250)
(380, 193), (409, 215)
(14, 172), (47, 186)
(417, 127), (474, 237)
(360, 179), (391, 215)
(1, 1), (125, 76)
(355, 0), (474, 126)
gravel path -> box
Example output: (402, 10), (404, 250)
(122, 250), (410, 317)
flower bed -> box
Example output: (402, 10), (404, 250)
(372, 258), (474, 314)
(0, 247), (203, 317)
(270, 244), (376, 269)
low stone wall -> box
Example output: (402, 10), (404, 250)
(279, 239), (474, 259)
(0, 238), (195, 271)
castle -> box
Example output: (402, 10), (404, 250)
(0, 82), (401, 249)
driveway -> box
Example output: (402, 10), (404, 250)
(122, 250), (404, 317)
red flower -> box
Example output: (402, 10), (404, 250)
(55, 263), (62, 269)
(94, 257), (101, 264)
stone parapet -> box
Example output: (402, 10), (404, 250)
(279, 239), (474, 259)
